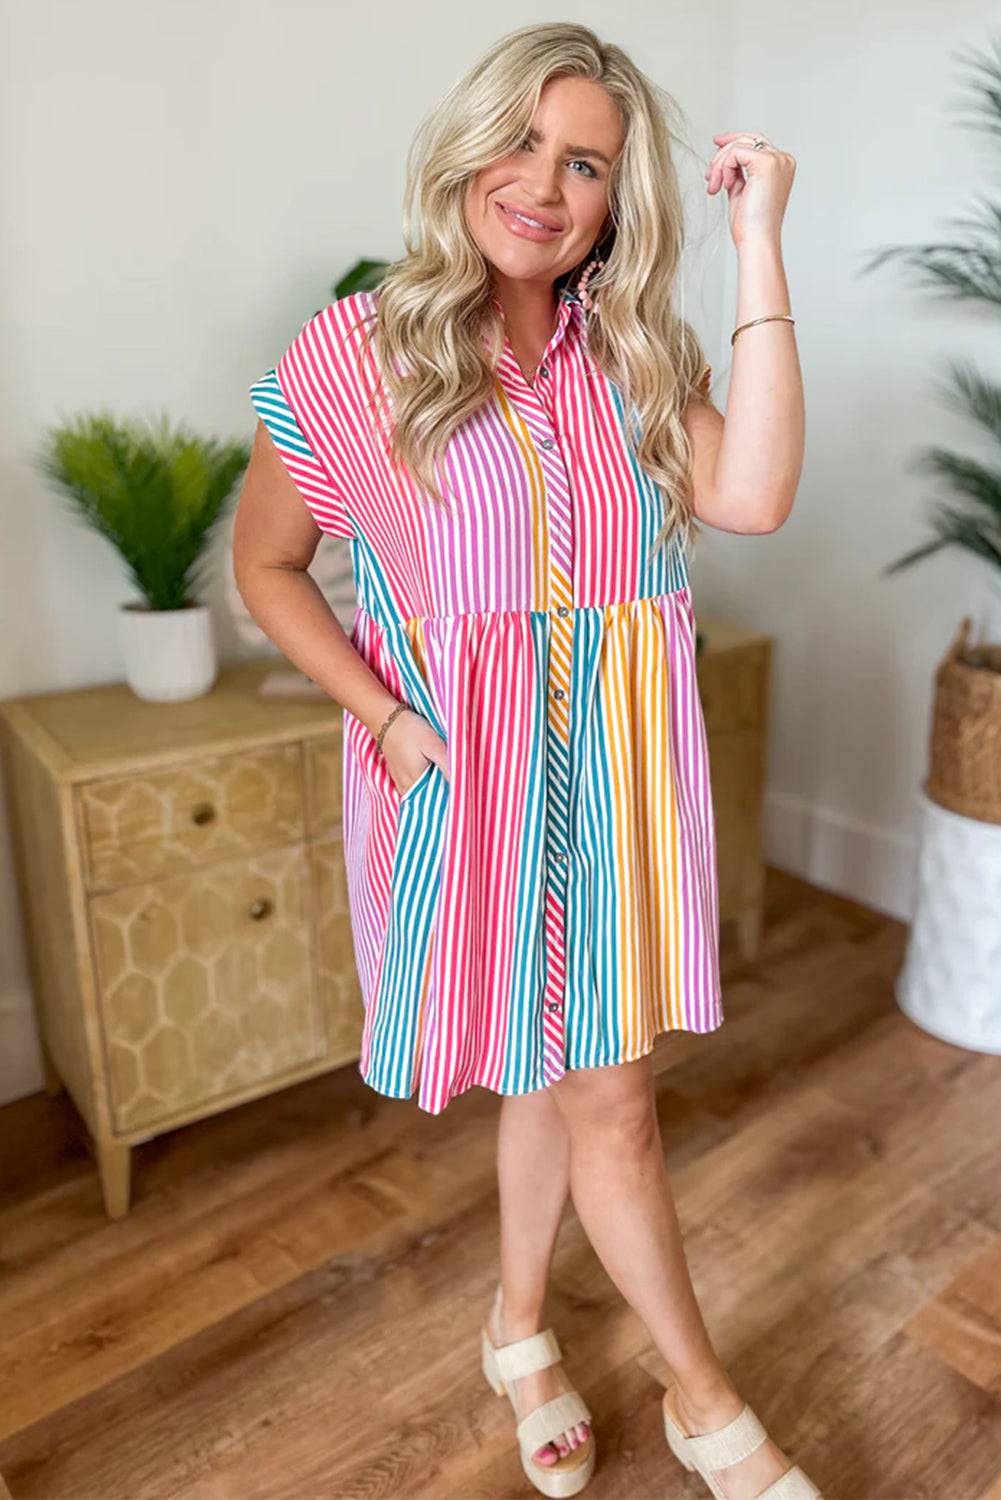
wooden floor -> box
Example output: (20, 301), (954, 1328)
(2, 867), (1000, 1500)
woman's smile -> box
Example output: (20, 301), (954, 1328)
(494, 198), (565, 242)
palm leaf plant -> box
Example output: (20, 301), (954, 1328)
(332, 258), (390, 299)
(34, 411), (249, 612)
(862, 33), (1001, 664)
(862, 35), (1001, 828)
(33, 409), (250, 700)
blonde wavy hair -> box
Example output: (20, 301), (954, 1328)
(355, 21), (713, 555)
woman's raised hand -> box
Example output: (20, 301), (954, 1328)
(705, 131), (796, 247)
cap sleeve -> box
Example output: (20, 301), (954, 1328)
(248, 320), (355, 542)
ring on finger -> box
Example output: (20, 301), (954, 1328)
(721, 134), (771, 153)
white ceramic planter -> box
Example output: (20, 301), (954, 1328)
(117, 600), (217, 703)
(896, 788), (1001, 1053)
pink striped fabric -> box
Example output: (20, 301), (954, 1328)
(249, 286), (722, 1113)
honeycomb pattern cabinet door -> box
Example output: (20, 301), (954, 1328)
(311, 834), (364, 1065)
(89, 844), (322, 1132)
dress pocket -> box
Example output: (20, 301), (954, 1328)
(399, 758), (436, 802)
(369, 751), (450, 1096)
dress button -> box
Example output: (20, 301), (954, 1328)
(556, 605), (569, 617)
(539, 363), (550, 377)
(546, 1002), (561, 1013)
(552, 687), (565, 700)
(540, 438), (555, 450)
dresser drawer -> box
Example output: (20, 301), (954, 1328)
(90, 843), (321, 1132)
(77, 744), (305, 891)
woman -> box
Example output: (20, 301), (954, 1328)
(235, 21), (812, 1500)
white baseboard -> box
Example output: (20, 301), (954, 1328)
(763, 788), (917, 922)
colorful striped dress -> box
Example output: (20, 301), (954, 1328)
(249, 285), (723, 1115)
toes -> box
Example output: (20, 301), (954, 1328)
(532, 1423), (590, 1465)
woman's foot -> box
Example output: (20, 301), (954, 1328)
(663, 1382), (802, 1500)
(486, 1285), (592, 1468)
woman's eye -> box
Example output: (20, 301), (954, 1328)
(514, 140), (597, 179)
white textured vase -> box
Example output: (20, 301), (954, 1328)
(117, 600), (217, 703)
(896, 788), (1001, 1053)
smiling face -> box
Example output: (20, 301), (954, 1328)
(464, 74), (625, 301)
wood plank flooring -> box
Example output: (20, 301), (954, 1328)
(1, 867), (999, 1499)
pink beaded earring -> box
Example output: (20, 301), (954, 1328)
(576, 255), (605, 311)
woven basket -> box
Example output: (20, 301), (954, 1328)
(925, 616), (1001, 826)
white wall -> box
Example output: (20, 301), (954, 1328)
(705, 0), (1001, 923)
(1, 0), (995, 1104)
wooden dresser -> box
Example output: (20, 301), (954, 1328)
(0, 659), (361, 1219)
(1, 622), (769, 1218)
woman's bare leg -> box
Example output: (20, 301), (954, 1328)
(548, 1053), (796, 1500)
(486, 1087), (592, 1465)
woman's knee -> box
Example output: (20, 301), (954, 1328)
(550, 1056), (660, 1155)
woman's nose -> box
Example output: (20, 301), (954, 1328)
(520, 159), (561, 201)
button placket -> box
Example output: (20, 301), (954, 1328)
(536, 398), (575, 1062)
(494, 294), (581, 1077)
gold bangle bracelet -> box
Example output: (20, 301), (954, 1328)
(730, 313), (796, 346)
(375, 701), (409, 751)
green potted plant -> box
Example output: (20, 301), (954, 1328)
(34, 411), (249, 702)
(862, 34), (1001, 1055)
(863, 33), (1001, 821)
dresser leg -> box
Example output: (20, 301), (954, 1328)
(40, 1044), (63, 1096)
(735, 905), (763, 961)
(95, 1137), (132, 1220)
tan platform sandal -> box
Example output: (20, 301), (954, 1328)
(663, 1383), (822, 1500)
(481, 1323), (596, 1497)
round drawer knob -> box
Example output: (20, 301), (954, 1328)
(248, 897), (273, 921)
(191, 802), (216, 826)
